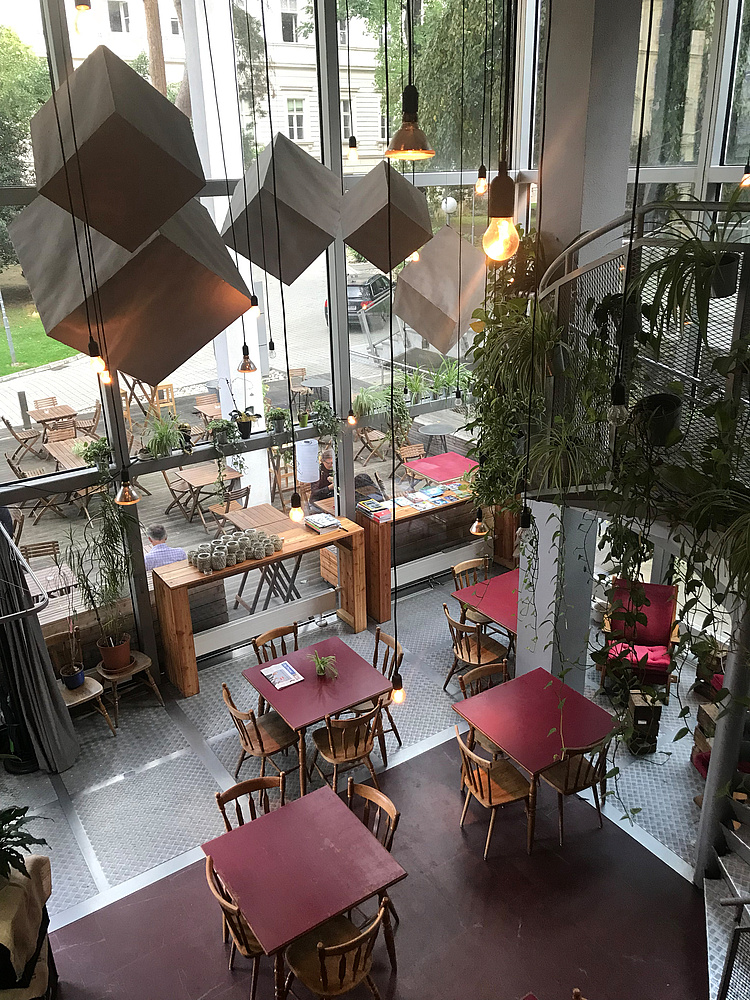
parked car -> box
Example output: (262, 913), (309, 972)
(324, 273), (392, 330)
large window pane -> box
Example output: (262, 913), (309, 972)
(631, 0), (713, 166)
(725, 0), (750, 163)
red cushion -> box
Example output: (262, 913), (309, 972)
(611, 578), (676, 646)
(608, 642), (671, 667)
(693, 750), (710, 779)
(710, 672), (725, 692)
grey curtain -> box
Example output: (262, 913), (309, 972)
(0, 527), (79, 773)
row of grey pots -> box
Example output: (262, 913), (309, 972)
(188, 529), (283, 573)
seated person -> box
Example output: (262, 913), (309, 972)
(310, 450), (335, 501)
(144, 524), (186, 571)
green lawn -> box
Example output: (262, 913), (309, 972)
(0, 298), (78, 377)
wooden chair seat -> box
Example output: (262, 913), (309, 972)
(253, 711), (298, 754)
(286, 915), (368, 995)
(312, 725), (372, 763)
(459, 634), (508, 666)
(467, 758), (531, 807)
(541, 756), (599, 794)
(208, 498), (244, 517)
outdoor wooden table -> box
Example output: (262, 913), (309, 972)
(453, 667), (615, 852)
(358, 488), (473, 622)
(202, 785), (406, 999)
(452, 567), (520, 653)
(25, 563), (75, 598)
(174, 462), (241, 524)
(44, 439), (88, 472)
(223, 503), (290, 532)
(28, 405), (77, 442)
(194, 401), (222, 421)
(243, 635), (391, 793)
(153, 520), (366, 697)
(403, 450), (478, 484)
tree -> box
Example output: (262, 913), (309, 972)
(0, 27), (49, 270)
(143, 0), (168, 95)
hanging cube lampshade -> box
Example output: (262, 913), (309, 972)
(222, 133), (342, 285)
(10, 197), (252, 387)
(393, 225), (486, 354)
(30, 45), (205, 251)
(342, 161), (432, 272)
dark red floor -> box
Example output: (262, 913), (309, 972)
(51, 740), (708, 1000)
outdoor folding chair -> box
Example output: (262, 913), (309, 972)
(2, 417), (42, 463)
(46, 420), (76, 442)
(208, 486), (252, 537)
(355, 427), (389, 466)
(33, 397), (57, 409)
(75, 400), (102, 439)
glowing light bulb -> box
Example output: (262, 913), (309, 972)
(482, 216), (520, 262)
(89, 354), (106, 374)
(391, 672), (405, 704)
(75, 2), (92, 10)
(407, 250), (420, 262)
(392, 685), (406, 705)
(347, 409), (356, 426)
(100, 368), (112, 385)
(607, 380), (629, 428)
(475, 165), (488, 196)
(115, 472), (139, 506)
(289, 493), (305, 523)
(348, 136), (359, 164)
(742, 158), (750, 188)
(249, 294), (261, 319)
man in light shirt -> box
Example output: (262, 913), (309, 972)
(143, 525), (186, 571)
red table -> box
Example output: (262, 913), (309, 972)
(452, 567), (519, 639)
(243, 636), (392, 793)
(203, 785), (406, 998)
(403, 450), (478, 484)
(453, 667), (614, 852)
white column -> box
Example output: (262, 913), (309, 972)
(182, 0), (269, 502)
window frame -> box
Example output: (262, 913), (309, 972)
(108, 0), (130, 34)
(341, 98), (353, 140)
(287, 97), (305, 140)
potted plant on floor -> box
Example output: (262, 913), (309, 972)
(0, 807), (47, 881)
(267, 407), (290, 435)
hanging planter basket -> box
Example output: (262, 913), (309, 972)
(710, 252), (740, 299)
(633, 392), (682, 448)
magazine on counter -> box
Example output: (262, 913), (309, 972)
(260, 660), (305, 690)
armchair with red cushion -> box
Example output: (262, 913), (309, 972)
(602, 577), (679, 702)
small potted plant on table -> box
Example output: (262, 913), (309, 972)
(309, 649), (338, 679)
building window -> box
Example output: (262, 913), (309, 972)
(287, 98), (304, 140)
(342, 99), (352, 140)
(108, 1), (130, 33)
(281, 0), (298, 43)
(338, 19), (348, 45)
(380, 112), (387, 141)
(171, 17), (180, 35)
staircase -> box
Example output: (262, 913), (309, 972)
(704, 799), (750, 1000)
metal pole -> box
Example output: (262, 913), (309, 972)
(315, 0), (355, 520)
(693, 601), (750, 883)
(0, 289), (17, 365)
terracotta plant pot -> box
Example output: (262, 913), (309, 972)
(60, 663), (85, 690)
(97, 633), (131, 673)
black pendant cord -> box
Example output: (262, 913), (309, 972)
(258, 0), (298, 487)
(384, 0), (399, 654)
(487, 0), (497, 215)
(243, 1), (273, 350)
(405, 0), (413, 89)
(618, 0), (655, 385)
(202, 1), (252, 364)
(228, 0), (259, 359)
(345, 0), (354, 129)
(480, 0), (488, 169)
(522, 0), (552, 512)
(500, 0), (513, 170)
(456, 0), (466, 398)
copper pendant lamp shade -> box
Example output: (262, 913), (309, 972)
(385, 85), (435, 161)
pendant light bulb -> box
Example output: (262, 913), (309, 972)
(100, 368), (112, 385)
(238, 344), (257, 374)
(89, 354), (106, 374)
(115, 470), (140, 506)
(391, 671), (405, 704)
(249, 294), (261, 319)
(75, 1), (92, 10)
(607, 379), (629, 428)
(347, 408), (356, 426)
(268, 337), (276, 360)
(483, 163), (519, 262)
(742, 155), (750, 188)
(385, 85), (435, 161)
(348, 135), (359, 164)
(469, 507), (489, 536)
(289, 492), (305, 523)
(475, 165), (488, 196)
(407, 250), (420, 262)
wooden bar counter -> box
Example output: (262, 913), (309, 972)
(153, 505), (366, 696)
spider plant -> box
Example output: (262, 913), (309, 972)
(0, 806), (47, 881)
(309, 650), (338, 678)
(144, 413), (182, 458)
(404, 368), (431, 402)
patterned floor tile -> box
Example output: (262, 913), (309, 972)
(0, 766), (58, 813)
(26, 800), (98, 916)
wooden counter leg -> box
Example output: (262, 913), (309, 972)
(336, 528), (367, 632)
(298, 726), (307, 795)
(153, 574), (199, 697)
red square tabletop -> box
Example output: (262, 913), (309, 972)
(202, 785), (406, 956)
(453, 667), (614, 778)
(243, 636), (392, 794)
(452, 567), (520, 634)
(402, 450), (478, 484)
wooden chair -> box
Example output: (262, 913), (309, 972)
(354, 427), (389, 467)
(205, 856), (264, 996)
(268, 447), (295, 512)
(222, 682), (299, 780)
(442, 604), (508, 691)
(216, 775), (286, 832)
(10, 507), (24, 544)
(252, 624), (299, 713)
(396, 442), (425, 484)
(4, 456), (45, 486)
(194, 393), (219, 440)
(452, 557), (493, 631)
(162, 470), (192, 520)
(6, 460), (67, 522)
(289, 368), (313, 411)
(455, 727), (531, 859)
(147, 383), (177, 419)
(33, 397), (57, 409)
(49, 629), (116, 737)
(2, 417), (41, 463)
(347, 776), (401, 926)
(75, 400), (102, 439)
(458, 663), (509, 760)
(20, 540), (60, 563)
(348, 629), (403, 764)
(208, 485), (252, 537)
(120, 388), (132, 430)
(283, 897), (388, 1000)
(310, 701), (383, 793)
(539, 739), (611, 845)
(46, 420), (76, 442)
